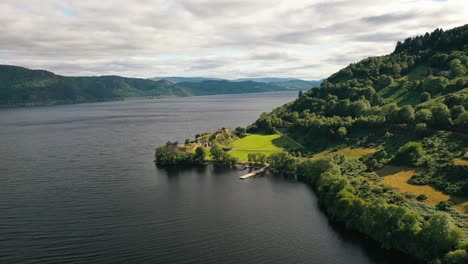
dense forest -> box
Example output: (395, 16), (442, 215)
(246, 24), (468, 263)
(0, 66), (316, 107)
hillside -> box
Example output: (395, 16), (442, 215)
(149, 76), (223, 83)
(245, 25), (468, 262)
(0, 66), (317, 107)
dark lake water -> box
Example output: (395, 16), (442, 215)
(0, 92), (414, 264)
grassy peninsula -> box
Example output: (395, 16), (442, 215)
(156, 25), (468, 263)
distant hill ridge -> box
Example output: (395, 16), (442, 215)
(150, 76), (321, 85)
(0, 65), (320, 107)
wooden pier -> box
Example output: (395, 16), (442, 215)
(239, 167), (267, 179)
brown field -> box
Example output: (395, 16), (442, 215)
(313, 147), (377, 160)
(453, 158), (468, 166)
(377, 166), (467, 214)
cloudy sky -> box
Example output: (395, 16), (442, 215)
(0, 0), (466, 80)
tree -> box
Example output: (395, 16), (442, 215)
(421, 92), (431, 102)
(376, 75), (393, 89)
(454, 112), (468, 132)
(247, 153), (256, 166)
(444, 249), (467, 264)
(398, 105), (415, 123)
(416, 109), (432, 124)
(336, 127), (348, 139)
(392, 64), (402, 76)
(422, 76), (449, 94)
(267, 152), (296, 171)
(234, 127), (246, 136)
(248, 153), (267, 167)
(431, 104), (453, 127)
(185, 138), (190, 144)
(195, 147), (206, 161)
(210, 144), (224, 161)
(220, 153), (238, 166)
(436, 201), (454, 211)
(450, 105), (465, 120)
(450, 59), (466, 77)
(350, 99), (371, 117)
(298, 90), (303, 98)
(393, 141), (425, 166)
(419, 213), (462, 260)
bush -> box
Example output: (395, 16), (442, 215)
(414, 123), (430, 138)
(234, 127), (247, 137)
(431, 104), (453, 128)
(454, 112), (468, 132)
(336, 126), (348, 139)
(450, 105), (465, 120)
(398, 105), (415, 123)
(210, 144), (224, 161)
(416, 194), (428, 201)
(421, 92), (431, 102)
(393, 142), (425, 166)
(443, 249), (467, 264)
(267, 152), (297, 171)
(416, 109), (432, 123)
(436, 201), (454, 211)
(405, 192), (416, 199)
(195, 147), (206, 161)
(409, 174), (430, 185)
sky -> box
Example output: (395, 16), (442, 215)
(0, 0), (466, 80)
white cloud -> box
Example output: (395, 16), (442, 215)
(0, 0), (466, 79)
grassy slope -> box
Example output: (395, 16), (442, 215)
(227, 134), (301, 161)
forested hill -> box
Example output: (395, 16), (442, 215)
(0, 66), (315, 107)
(248, 25), (468, 262)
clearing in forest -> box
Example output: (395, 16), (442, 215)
(453, 158), (468, 166)
(313, 147), (377, 160)
(377, 166), (468, 214)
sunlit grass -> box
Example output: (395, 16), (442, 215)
(453, 158), (468, 166)
(227, 133), (301, 161)
(313, 147), (377, 160)
(377, 166), (467, 214)
(230, 134), (301, 150)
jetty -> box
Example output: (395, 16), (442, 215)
(239, 167), (267, 179)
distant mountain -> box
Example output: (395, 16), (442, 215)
(177, 80), (303, 95)
(149, 77), (322, 93)
(150, 77), (224, 83)
(265, 79), (322, 90)
(0, 65), (317, 107)
(234, 77), (310, 83)
(150, 76), (322, 87)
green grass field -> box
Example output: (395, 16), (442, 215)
(227, 134), (302, 161)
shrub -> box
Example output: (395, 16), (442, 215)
(398, 105), (415, 123)
(450, 105), (465, 120)
(421, 92), (431, 102)
(393, 142), (425, 166)
(409, 174), (430, 185)
(416, 109), (432, 123)
(336, 126), (348, 139)
(195, 147), (206, 161)
(436, 201), (454, 211)
(431, 104), (453, 128)
(454, 112), (468, 132)
(416, 194), (428, 201)
(443, 249), (467, 264)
